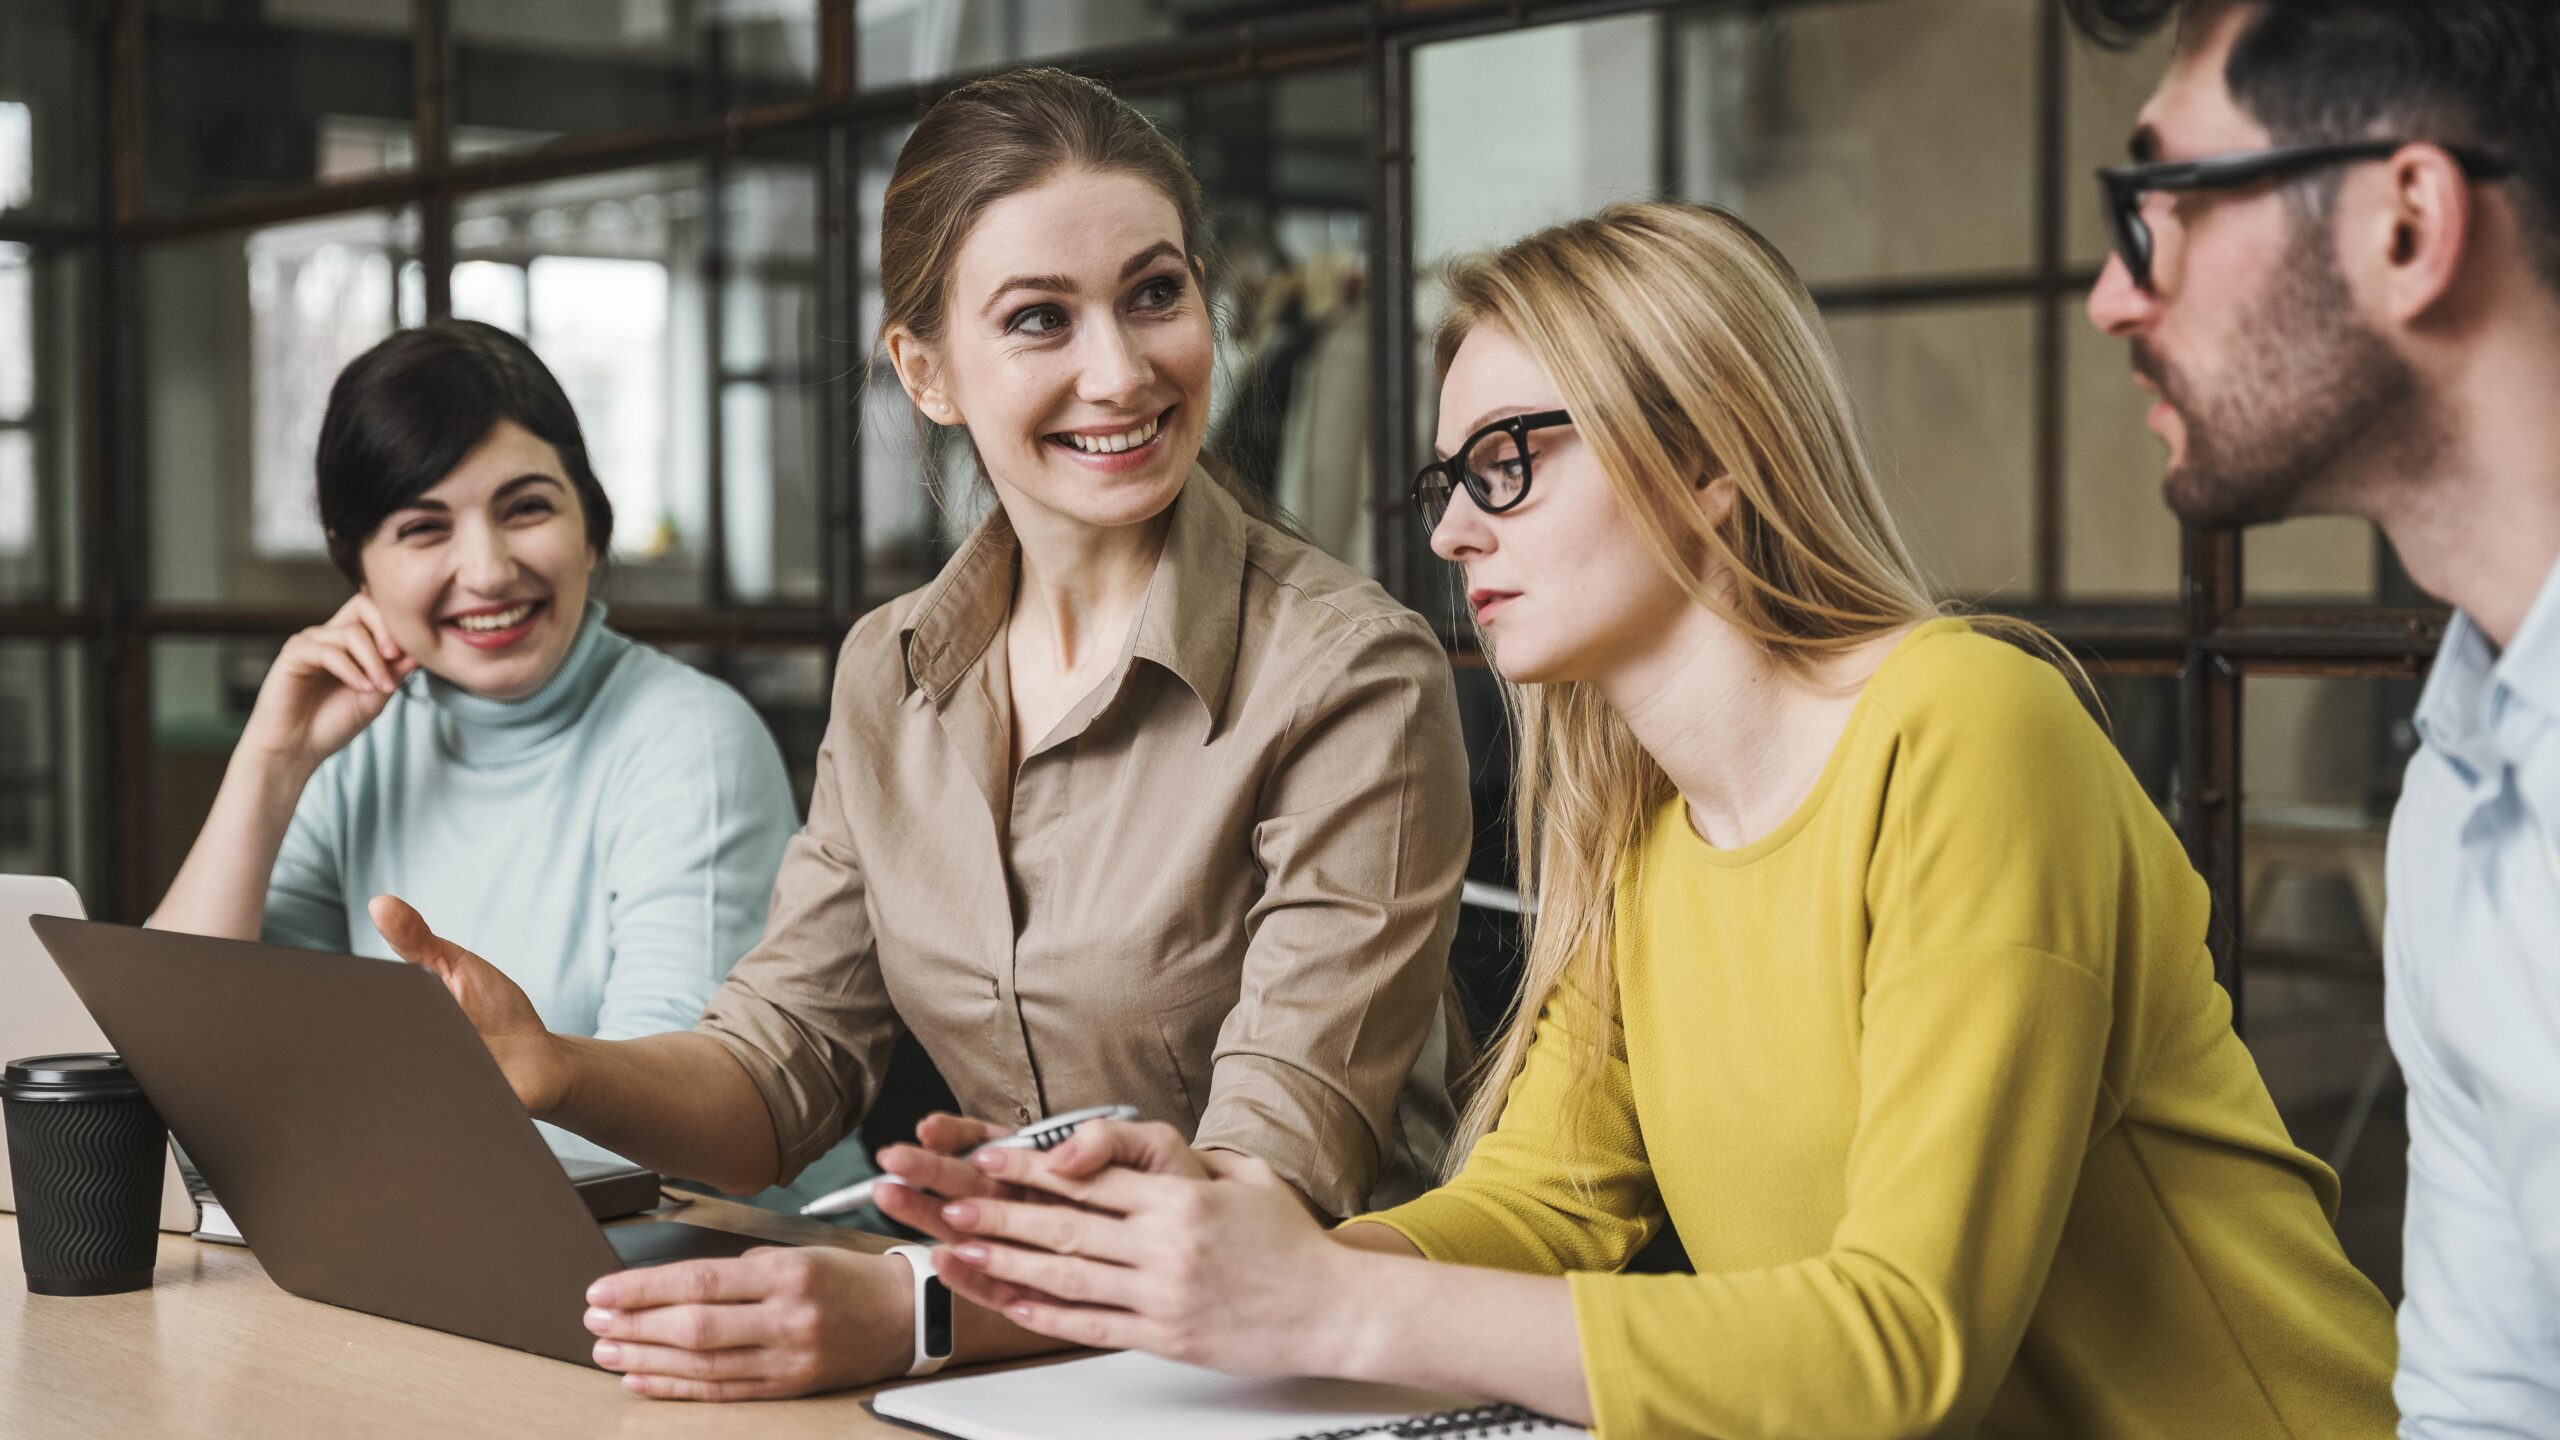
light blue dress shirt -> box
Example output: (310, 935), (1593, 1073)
(257, 601), (868, 1206)
(2387, 554), (2560, 1438)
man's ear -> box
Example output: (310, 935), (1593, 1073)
(2371, 143), (2479, 325)
(883, 326), (959, 424)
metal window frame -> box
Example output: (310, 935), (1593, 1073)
(0, 0), (2441, 1028)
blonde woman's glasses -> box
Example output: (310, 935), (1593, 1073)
(1412, 408), (1573, 532)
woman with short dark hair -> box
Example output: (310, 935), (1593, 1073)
(149, 320), (809, 1179)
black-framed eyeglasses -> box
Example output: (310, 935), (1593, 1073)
(2097, 140), (2515, 290)
(1411, 408), (1574, 532)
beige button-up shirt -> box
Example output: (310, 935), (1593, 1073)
(696, 473), (1468, 1215)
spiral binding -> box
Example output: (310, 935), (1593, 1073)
(1292, 1403), (1575, 1438)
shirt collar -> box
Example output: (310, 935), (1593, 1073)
(899, 466), (1249, 726)
(2416, 552), (2560, 785)
(1128, 471), (1248, 722)
(2493, 551), (2560, 724)
(898, 504), (1018, 704)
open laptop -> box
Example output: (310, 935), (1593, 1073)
(0, 876), (199, 1233)
(28, 915), (789, 1367)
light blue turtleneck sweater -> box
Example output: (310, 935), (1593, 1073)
(259, 602), (816, 1182)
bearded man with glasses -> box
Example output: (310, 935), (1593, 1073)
(2074, 1), (2560, 1434)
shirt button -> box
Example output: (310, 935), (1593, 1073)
(1015, 1106), (1033, 1125)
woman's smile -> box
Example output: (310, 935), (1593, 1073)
(440, 597), (550, 651)
(1043, 405), (1175, 472)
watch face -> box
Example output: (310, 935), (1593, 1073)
(922, 1274), (955, 1358)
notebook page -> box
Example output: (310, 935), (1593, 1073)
(868, 1350), (1486, 1440)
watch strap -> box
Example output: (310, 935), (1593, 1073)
(886, 1244), (950, 1377)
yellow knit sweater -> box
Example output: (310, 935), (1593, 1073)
(1362, 621), (2396, 1438)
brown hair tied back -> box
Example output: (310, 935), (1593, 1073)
(877, 66), (1209, 349)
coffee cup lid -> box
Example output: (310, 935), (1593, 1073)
(2, 1053), (144, 1102)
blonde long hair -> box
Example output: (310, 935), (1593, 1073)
(1445, 201), (2065, 1167)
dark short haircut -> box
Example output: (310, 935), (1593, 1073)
(314, 320), (614, 584)
(2063, 0), (2560, 290)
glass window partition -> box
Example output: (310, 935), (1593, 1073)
(456, 166), (713, 609)
(853, 2), (1363, 96)
(2241, 671), (2418, 1300)
(0, 0), (101, 223)
(715, 147), (829, 608)
(0, 642), (83, 887)
(147, 636), (282, 904)
(452, 0), (820, 157)
(144, 209), (423, 606)
(0, 243), (82, 606)
(142, 0), (414, 210)
(1671, 0), (2039, 286)
(1409, 2), (2167, 611)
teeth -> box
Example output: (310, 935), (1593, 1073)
(1059, 415), (1162, 454)
(453, 603), (536, 633)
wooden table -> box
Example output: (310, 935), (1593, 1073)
(0, 1192), (978, 1438)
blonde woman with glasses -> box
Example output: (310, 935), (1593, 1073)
(921, 201), (2399, 1438)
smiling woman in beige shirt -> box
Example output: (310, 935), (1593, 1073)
(370, 65), (1469, 1400)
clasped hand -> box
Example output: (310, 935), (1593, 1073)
(929, 1119), (1355, 1379)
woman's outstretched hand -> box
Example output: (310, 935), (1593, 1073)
(369, 893), (572, 1116)
(929, 1123), (1350, 1378)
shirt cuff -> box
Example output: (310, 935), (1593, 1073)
(1568, 1270), (1642, 1439)
(1344, 1187), (1572, 1275)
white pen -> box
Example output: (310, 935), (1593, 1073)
(798, 1104), (1142, 1217)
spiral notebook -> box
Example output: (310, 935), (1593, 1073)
(867, 1350), (1588, 1439)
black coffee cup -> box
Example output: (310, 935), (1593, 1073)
(3, 1053), (166, 1296)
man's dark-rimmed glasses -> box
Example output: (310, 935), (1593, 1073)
(2097, 140), (2514, 290)
(1411, 408), (1574, 532)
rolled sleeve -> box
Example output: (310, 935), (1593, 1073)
(1191, 615), (1468, 1217)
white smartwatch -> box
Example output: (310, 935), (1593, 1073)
(885, 1244), (954, 1377)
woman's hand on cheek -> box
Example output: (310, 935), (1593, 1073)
(243, 592), (420, 774)
(935, 1147), (1349, 1378)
